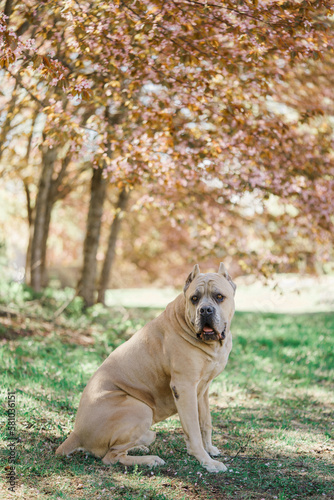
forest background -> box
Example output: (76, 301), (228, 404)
(1, 0), (334, 306)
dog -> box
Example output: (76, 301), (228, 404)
(56, 263), (236, 473)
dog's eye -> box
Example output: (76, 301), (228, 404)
(216, 294), (225, 302)
(191, 295), (199, 303)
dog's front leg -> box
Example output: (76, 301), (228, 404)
(170, 381), (227, 473)
(198, 388), (220, 456)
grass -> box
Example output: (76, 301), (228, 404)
(0, 281), (333, 499)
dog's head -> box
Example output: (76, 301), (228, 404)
(184, 263), (236, 342)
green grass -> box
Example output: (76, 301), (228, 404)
(0, 282), (333, 499)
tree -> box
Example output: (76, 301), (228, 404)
(1, 0), (333, 297)
(30, 143), (57, 291)
(97, 187), (129, 305)
(77, 165), (107, 306)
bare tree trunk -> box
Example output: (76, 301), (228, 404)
(24, 182), (34, 285)
(37, 111), (90, 286)
(77, 166), (107, 307)
(97, 188), (129, 305)
(30, 145), (57, 291)
(23, 108), (38, 285)
(40, 156), (71, 287)
(40, 195), (54, 287)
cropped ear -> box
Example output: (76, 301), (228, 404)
(184, 264), (200, 294)
(218, 262), (236, 295)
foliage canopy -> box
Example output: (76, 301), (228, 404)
(1, 0), (334, 284)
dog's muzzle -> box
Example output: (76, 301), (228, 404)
(196, 306), (226, 342)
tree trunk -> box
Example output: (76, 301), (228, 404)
(77, 166), (107, 307)
(40, 156), (71, 287)
(23, 109), (38, 285)
(30, 145), (57, 291)
(40, 195), (54, 287)
(97, 188), (129, 305)
(24, 182), (34, 285)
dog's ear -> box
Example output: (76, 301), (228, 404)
(184, 264), (200, 294)
(218, 262), (236, 295)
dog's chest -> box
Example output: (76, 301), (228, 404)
(202, 356), (224, 381)
(202, 334), (232, 379)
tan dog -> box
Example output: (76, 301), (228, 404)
(56, 263), (236, 473)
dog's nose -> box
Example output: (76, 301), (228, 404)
(200, 306), (213, 316)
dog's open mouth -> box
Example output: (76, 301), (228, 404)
(197, 324), (226, 342)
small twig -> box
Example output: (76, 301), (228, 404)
(225, 434), (252, 462)
(53, 293), (77, 320)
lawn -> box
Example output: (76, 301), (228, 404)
(0, 283), (333, 499)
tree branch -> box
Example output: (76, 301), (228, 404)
(5, 69), (99, 135)
(175, 0), (276, 29)
(120, 1), (205, 60)
(4, 0), (14, 19)
(24, 182), (33, 227)
(6, 69), (48, 108)
(16, 20), (30, 36)
(0, 80), (19, 161)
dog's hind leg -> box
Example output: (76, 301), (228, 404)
(101, 398), (164, 467)
(127, 430), (156, 453)
(135, 429), (156, 447)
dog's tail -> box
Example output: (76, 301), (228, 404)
(55, 432), (81, 456)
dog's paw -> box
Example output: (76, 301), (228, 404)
(146, 455), (166, 467)
(203, 459), (227, 473)
(206, 445), (220, 456)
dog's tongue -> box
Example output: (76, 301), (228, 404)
(203, 326), (214, 333)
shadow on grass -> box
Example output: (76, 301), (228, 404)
(1, 397), (333, 500)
